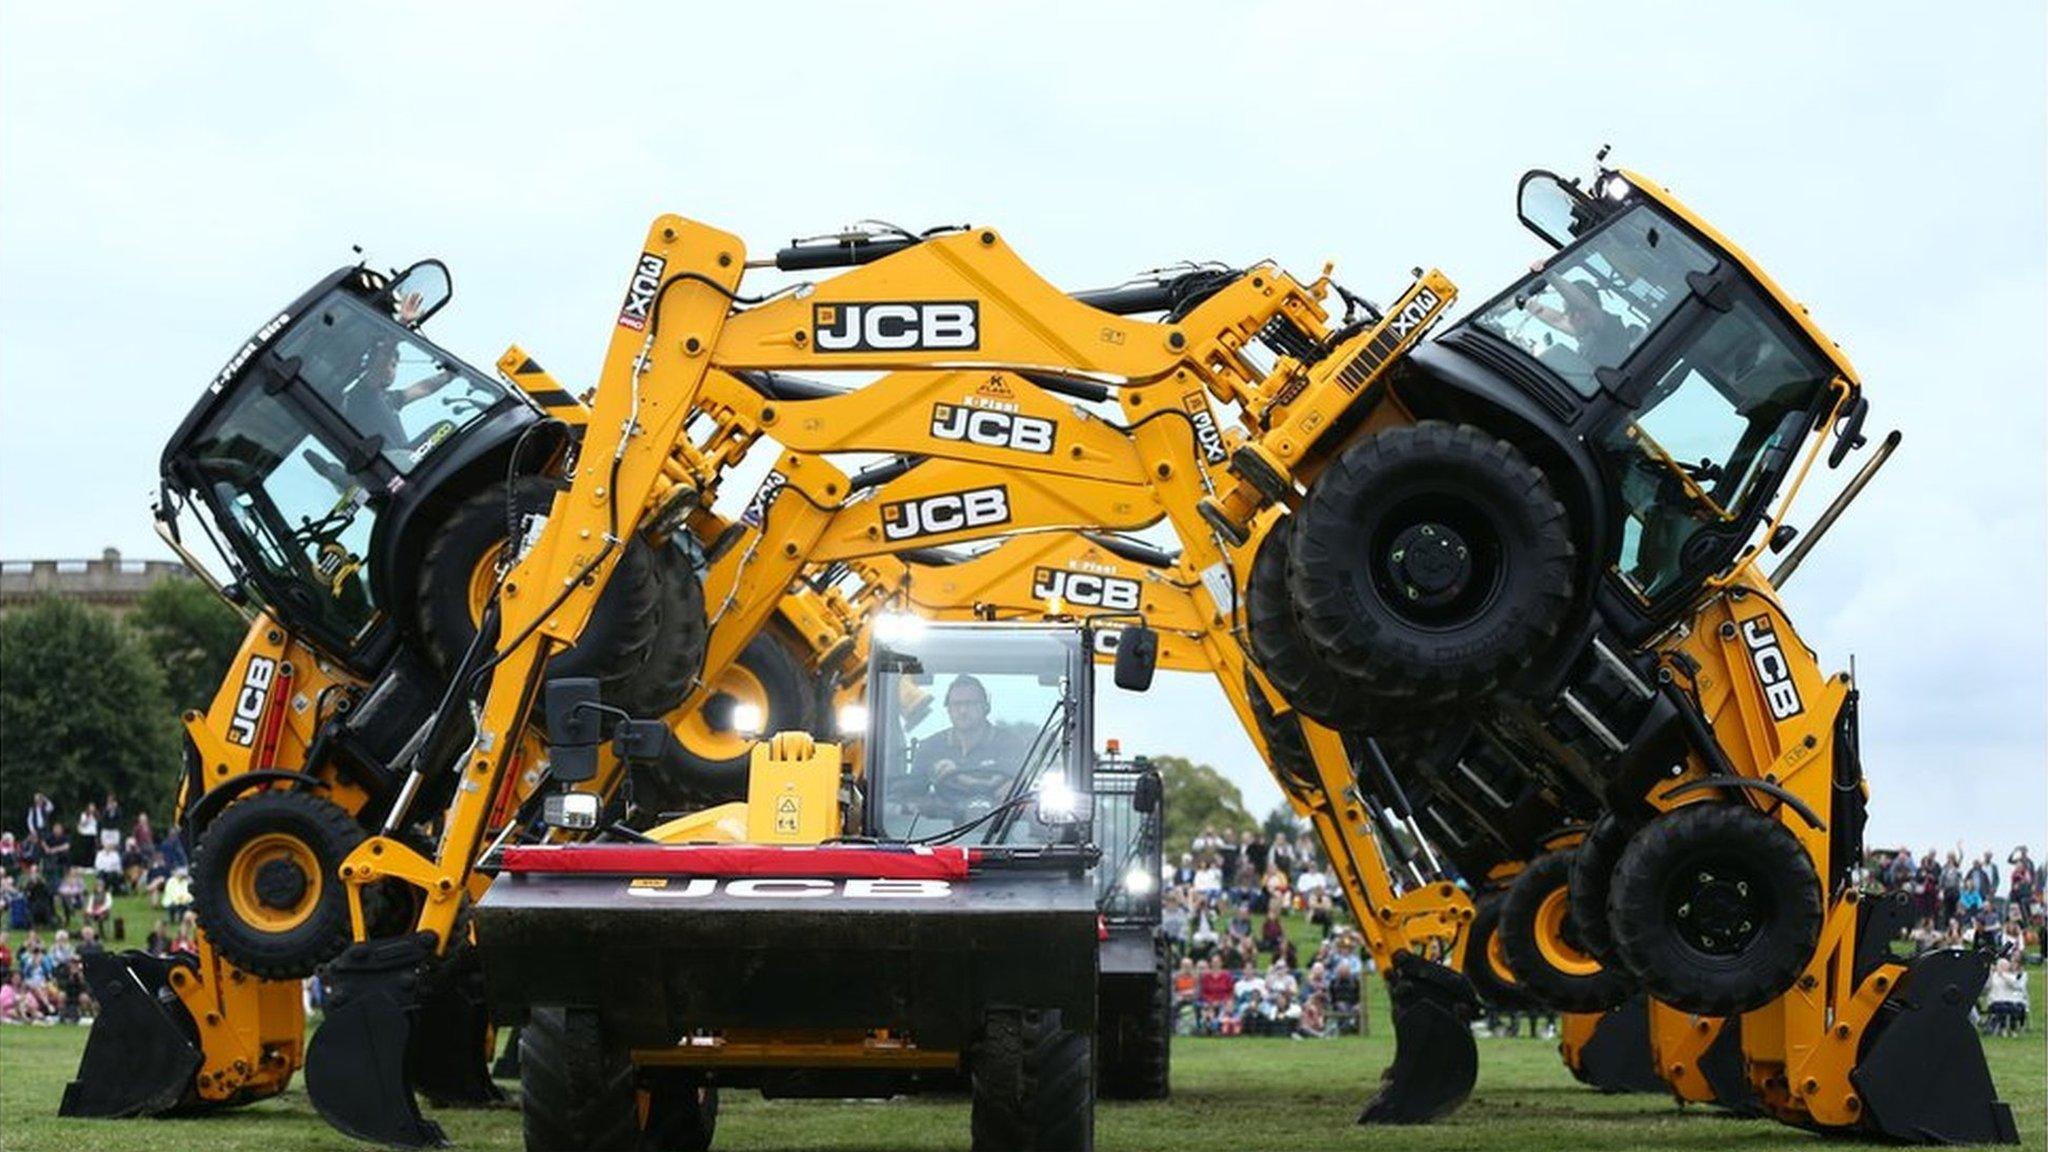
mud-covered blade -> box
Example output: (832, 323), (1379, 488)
(1852, 949), (2018, 1145)
(59, 951), (203, 1117)
(1358, 953), (1478, 1124)
(306, 933), (449, 1148)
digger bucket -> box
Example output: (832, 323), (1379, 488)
(1851, 948), (2019, 1144)
(1569, 995), (1667, 1095)
(59, 951), (203, 1118)
(305, 932), (449, 1148)
(1694, 1014), (1761, 1115)
(408, 946), (506, 1108)
(1358, 952), (1478, 1124)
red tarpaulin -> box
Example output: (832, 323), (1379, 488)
(498, 843), (979, 880)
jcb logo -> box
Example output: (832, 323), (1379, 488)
(881, 486), (1010, 541)
(226, 656), (278, 746)
(930, 404), (1055, 454)
(616, 252), (667, 332)
(1182, 393), (1227, 465)
(625, 877), (952, 899)
(1032, 566), (1140, 611)
(1389, 287), (1442, 339)
(1740, 616), (1804, 720)
(741, 471), (788, 528)
(814, 301), (979, 352)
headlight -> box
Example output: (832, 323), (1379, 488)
(835, 703), (869, 736)
(872, 612), (926, 645)
(1601, 173), (1632, 202)
(731, 702), (765, 737)
(1123, 865), (1156, 896)
(542, 791), (600, 830)
(1036, 775), (1079, 822)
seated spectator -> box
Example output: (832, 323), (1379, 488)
(83, 879), (112, 935)
(1197, 957), (1235, 1016)
(94, 840), (124, 895)
(0, 938), (12, 981)
(1172, 957), (1197, 1012)
(160, 828), (189, 872)
(49, 930), (76, 968)
(1258, 909), (1287, 961)
(23, 864), (56, 929)
(162, 867), (195, 922)
(18, 942), (62, 1020)
(1172, 853), (1195, 888)
(171, 911), (200, 956)
(1263, 866), (1291, 912)
(146, 919), (170, 957)
(1193, 859), (1223, 899)
(76, 925), (104, 958)
(1, 972), (45, 1024)
(1295, 990), (1331, 1039)
(1984, 958), (2028, 1036)
(41, 824), (73, 874)
(1217, 993), (1243, 1037)
(57, 869), (85, 927)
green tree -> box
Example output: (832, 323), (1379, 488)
(130, 577), (247, 715)
(1262, 803), (1307, 843)
(1151, 754), (1257, 858)
(1, 598), (181, 818)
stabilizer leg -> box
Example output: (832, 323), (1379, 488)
(59, 951), (203, 1118)
(306, 933), (450, 1148)
(1358, 953), (1478, 1125)
(1566, 995), (1667, 1094)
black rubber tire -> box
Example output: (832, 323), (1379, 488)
(1498, 849), (1635, 1012)
(641, 1069), (718, 1152)
(1099, 934), (1172, 1100)
(969, 1008), (1094, 1152)
(416, 477), (660, 702)
(1242, 670), (1320, 798)
(1288, 421), (1574, 707)
(519, 1007), (640, 1152)
(1464, 891), (1532, 1011)
(189, 789), (363, 979)
(610, 541), (709, 720)
(671, 622), (813, 779)
(1609, 803), (1824, 1016)
(1568, 812), (1631, 968)
(1247, 518), (1385, 729)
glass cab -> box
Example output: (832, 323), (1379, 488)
(1092, 764), (1161, 923)
(164, 269), (517, 662)
(1450, 170), (1845, 617)
(865, 621), (1093, 849)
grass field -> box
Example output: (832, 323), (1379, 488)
(1, 973), (2039, 1151)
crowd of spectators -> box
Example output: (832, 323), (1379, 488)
(1157, 826), (1367, 1040)
(1862, 844), (2041, 1034)
(1, 790), (195, 1025)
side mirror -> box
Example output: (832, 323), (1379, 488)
(1133, 769), (1163, 815)
(543, 677), (603, 783)
(1113, 625), (1158, 692)
(1828, 394), (1870, 468)
(1516, 170), (1601, 250)
(389, 259), (453, 328)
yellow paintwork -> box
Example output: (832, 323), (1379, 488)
(745, 732), (842, 843)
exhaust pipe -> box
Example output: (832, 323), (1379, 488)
(1770, 430), (1900, 588)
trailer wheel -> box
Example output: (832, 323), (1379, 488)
(519, 1007), (640, 1152)
(1567, 813), (1630, 967)
(1100, 934), (1172, 1100)
(1247, 517), (1384, 729)
(661, 622), (813, 803)
(1288, 421), (1573, 707)
(1609, 803), (1824, 1016)
(417, 477), (660, 703)
(1498, 850), (1634, 1012)
(190, 789), (361, 979)
(641, 1069), (718, 1152)
(1463, 891), (1530, 1011)
(970, 1008), (1094, 1152)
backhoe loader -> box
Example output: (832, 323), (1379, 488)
(95, 158), (2008, 1146)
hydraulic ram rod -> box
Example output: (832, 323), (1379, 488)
(1770, 429), (1901, 588)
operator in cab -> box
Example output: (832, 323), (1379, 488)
(905, 675), (1031, 815)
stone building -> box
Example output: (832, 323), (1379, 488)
(0, 548), (191, 617)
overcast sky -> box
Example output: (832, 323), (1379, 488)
(2, 4), (2042, 852)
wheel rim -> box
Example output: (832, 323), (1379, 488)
(674, 663), (769, 761)
(1366, 492), (1506, 630)
(226, 831), (323, 934)
(1533, 887), (1603, 978)
(1485, 925), (1518, 986)
(1665, 852), (1773, 960)
(467, 542), (507, 628)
